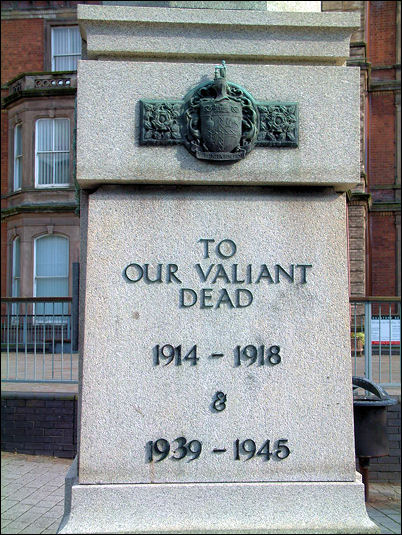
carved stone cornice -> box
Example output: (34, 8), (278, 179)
(1, 202), (78, 221)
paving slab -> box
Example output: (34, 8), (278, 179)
(1, 452), (400, 534)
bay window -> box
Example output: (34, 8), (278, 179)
(13, 124), (22, 191)
(34, 235), (69, 318)
(11, 237), (21, 318)
(35, 118), (70, 187)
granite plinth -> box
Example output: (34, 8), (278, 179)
(77, 62), (360, 190)
(58, 465), (378, 534)
(169, 1), (322, 11)
(68, 5), (368, 533)
(78, 5), (358, 64)
(77, 186), (355, 485)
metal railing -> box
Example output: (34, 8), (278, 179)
(1, 297), (78, 384)
(2, 295), (399, 389)
(350, 297), (401, 390)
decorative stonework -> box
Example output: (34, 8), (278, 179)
(34, 77), (72, 88)
(140, 101), (182, 144)
(3, 72), (77, 107)
(257, 103), (298, 147)
(10, 81), (22, 94)
(139, 62), (298, 161)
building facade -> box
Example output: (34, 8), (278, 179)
(1, 0), (401, 302)
(322, 0), (401, 300)
(1, 1), (100, 306)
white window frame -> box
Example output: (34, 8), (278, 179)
(11, 237), (21, 320)
(13, 124), (22, 191)
(33, 234), (70, 324)
(51, 26), (81, 72)
(35, 118), (70, 188)
(12, 236), (20, 298)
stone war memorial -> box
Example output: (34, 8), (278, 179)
(58, 2), (379, 533)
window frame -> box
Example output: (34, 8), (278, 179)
(11, 236), (21, 298)
(11, 236), (21, 319)
(34, 118), (71, 189)
(33, 234), (70, 324)
(13, 124), (22, 191)
(51, 25), (82, 72)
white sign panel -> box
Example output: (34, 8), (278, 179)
(371, 315), (400, 343)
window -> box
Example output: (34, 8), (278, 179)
(11, 237), (20, 318)
(35, 118), (70, 187)
(12, 237), (21, 298)
(51, 26), (82, 71)
(34, 235), (69, 318)
(13, 124), (22, 191)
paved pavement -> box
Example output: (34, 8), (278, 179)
(1, 453), (66, 534)
(365, 483), (401, 534)
(1, 451), (401, 534)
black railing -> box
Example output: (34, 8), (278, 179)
(1, 297), (78, 384)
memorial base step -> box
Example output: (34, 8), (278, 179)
(58, 464), (378, 534)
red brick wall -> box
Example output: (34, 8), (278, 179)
(368, 1), (397, 66)
(367, 1), (399, 297)
(368, 92), (396, 192)
(370, 213), (397, 296)
(1, 18), (44, 295)
(367, 1), (397, 198)
(1, 18), (45, 296)
(1, 19), (44, 85)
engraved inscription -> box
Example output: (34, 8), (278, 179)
(152, 344), (282, 368)
(234, 439), (290, 461)
(153, 344), (198, 366)
(212, 391), (227, 412)
(146, 438), (291, 463)
(123, 237), (313, 310)
(146, 437), (202, 463)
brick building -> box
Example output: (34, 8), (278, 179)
(323, 1), (400, 301)
(1, 1), (102, 309)
(1, 1), (400, 306)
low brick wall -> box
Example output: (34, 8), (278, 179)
(1, 392), (400, 478)
(1, 392), (78, 459)
(360, 398), (401, 482)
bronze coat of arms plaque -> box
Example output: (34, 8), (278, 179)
(139, 61), (298, 162)
(199, 100), (243, 159)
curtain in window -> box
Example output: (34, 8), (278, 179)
(52, 26), (82, 71)
(12, 237), (20, 297)
(35, 235), (69, 317)
(14, 125), (22, 190)
(11, 237), (20, 317)
(36, 119), (70, 186)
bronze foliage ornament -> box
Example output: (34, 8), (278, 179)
(139, 61), (298, 162)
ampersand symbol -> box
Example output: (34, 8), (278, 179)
(212, 391), (227, 412)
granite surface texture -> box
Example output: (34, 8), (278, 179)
(78, 5), (359, 63)
(168, 1), (322, 11)
(59, 471), (378, 533)
(78, 186), (356, 485)
(77, 62), (360, 189)
(66, 5), (370, 534)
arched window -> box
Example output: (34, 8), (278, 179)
(34, 235), (69, 318)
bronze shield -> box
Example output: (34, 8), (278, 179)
(200, 99), (242, 153)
